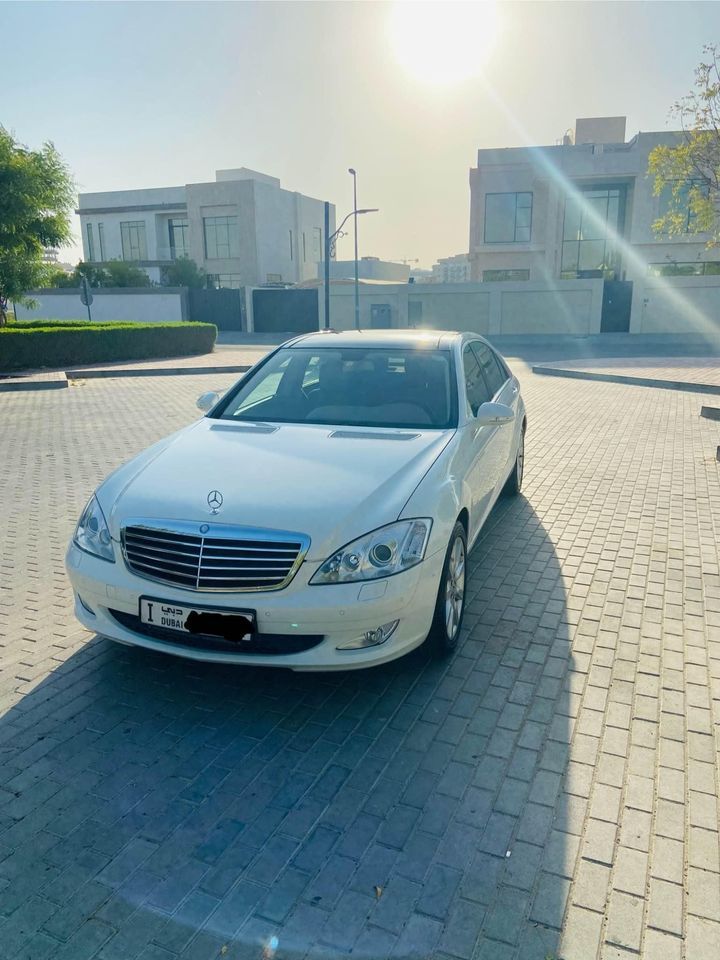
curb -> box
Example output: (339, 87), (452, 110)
(0, 364), (251, 392)
(532, 365), (720, 397)
(0, 373), (68, 392)
(66, 364), (251, 380)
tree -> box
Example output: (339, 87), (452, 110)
(43, 262), (107, 289)
(44, 268), (77, 288)
(0, 127), (75, 323)
(648, 44), (720, 243)
(102, 259), (152, 287)
(161, 256), (206, 288)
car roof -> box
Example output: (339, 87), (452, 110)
(286, 329), (462, 350)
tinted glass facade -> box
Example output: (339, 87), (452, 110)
(204, 216), (240, 259)
(120, 221), (148, 261)
(561, 185), (626, 279)
(168, 218), (190, 259)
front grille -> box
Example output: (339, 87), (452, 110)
(108, 609), (323, 655)
(122, 521), (308, 592)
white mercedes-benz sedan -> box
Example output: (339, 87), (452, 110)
(66, 330), (526, 670)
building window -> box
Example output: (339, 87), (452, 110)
(658, 179), (708, 234)
(302, 232), (306, 262)
(560, 185), (626, 279)
(483, 269), (530, 282)
(168, 218), (189, 259)
(206, 273), (242, 289)
(648, 261), (720, 277)
(289, 230), (294, 261)
(86, 223), (95, 261)
(484, 192), (532, 243)
(266, 273), (282, 283)
(97, 223), (105, 261)
(203, 216), (239, 259)
(120, 221), (148, 261)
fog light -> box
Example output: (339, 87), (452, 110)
(336, 620), (399, 651)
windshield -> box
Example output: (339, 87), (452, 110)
(214, 346), (457, 429)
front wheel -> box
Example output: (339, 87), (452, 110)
(503, 426), (525, 497)
(426, 522), (467, 657)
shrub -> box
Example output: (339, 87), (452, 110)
(0, 321), (217, 372)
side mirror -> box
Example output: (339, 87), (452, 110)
(197, 391), (220, 414)
(475, 401), (515, 426)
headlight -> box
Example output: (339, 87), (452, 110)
(73, 496), (115, 563)
(310, 519), (432, 585)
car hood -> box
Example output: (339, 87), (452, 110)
(99, 418), (454, 560)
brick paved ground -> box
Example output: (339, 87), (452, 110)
(0, 365), (719, 959)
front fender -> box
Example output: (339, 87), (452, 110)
(400, 437), (471, 560)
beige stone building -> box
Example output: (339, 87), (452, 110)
(469, 117), (715, 330)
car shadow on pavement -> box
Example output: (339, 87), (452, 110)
(0, 495), (575, 960)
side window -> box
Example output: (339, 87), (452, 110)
(462, 345), (492, 416)
(471, 342), (507, 397)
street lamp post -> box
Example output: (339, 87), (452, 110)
(322, 203), (379, 330)
(348, 168), (359, 330)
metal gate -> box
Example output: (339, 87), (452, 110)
(252, 288), (319, 334)
(188, 289), (244, 330)
(371, 304), (393, 328)
(601, 280), (632, 333)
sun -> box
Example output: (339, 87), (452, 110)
(389, 0), (499, 87)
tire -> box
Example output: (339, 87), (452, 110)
(426, 521), (467, 657)
(503, 424), (525, 497)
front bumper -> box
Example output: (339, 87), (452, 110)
(65, 541), (444, 670)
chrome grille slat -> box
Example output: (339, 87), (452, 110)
(122, 521), (308, 592)
(200, 558), (294, 567)
(124, 541), (202, 560)
(126, 533), (203, 548)
(198, 575), (286, 582)
(133, 563), (197, 585)
(202, 546), (299, 555)
(126, 550), (201, 570)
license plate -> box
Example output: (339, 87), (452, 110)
(140, 597), (256, 642)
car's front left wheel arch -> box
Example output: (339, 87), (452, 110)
(426, 520), (467, 658)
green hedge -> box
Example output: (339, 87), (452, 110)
(11, 319), (122, 329)
(0, 321), (217, 372)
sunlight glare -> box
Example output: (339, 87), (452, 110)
(389, 1), (499, 87)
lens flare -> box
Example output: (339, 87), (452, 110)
(389, 1), (500, 86)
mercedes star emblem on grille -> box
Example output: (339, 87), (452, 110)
(207, 490), (224, 514)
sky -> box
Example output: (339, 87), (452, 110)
(1, 0), (717, 267)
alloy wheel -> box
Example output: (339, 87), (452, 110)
(517, 432), (525, 488)
(444, 535), (466, 641)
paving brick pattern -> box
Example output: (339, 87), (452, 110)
(0, 366), (719, 959)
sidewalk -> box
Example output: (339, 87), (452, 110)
(0, 345), (271, 392)
(533, 356), (720, 395)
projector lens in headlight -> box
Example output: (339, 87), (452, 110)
(310, 519), (432, 585)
